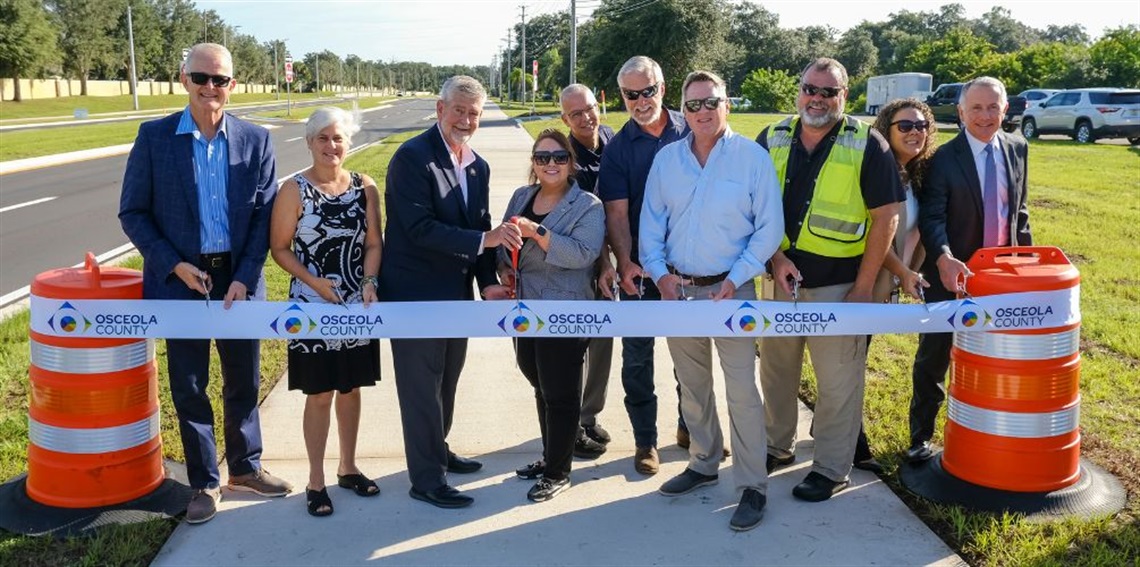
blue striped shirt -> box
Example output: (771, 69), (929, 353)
(176, 107), (230, 254)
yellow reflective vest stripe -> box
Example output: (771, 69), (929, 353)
(767, 115), (871, 258)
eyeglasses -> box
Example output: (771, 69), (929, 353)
(532, 150), (570, 165)
(621, 82), (660, 100)
(892, 119), (930, 133)
(683, 97), (724, 113)
(566, 104), (597, 122)
(801, 84), (843, 98)
(188, 72), (233, 88)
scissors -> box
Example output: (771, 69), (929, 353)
(509, 216), (521, 310)
(787, 274), (800, 309)
(916, 273), (930, 312)
(199, 270), (212, 310)
(327, 275), (349, 310)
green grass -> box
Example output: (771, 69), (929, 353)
(0, 120), (145, 162)
(0, 130), (410, 566)
(0, 92), (329, 122)
(250, 96), (395, 121)
(496, 100), (562, 118)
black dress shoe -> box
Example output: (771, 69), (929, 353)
(853, 458), (885, 475)
(409, 485), (473, 509)
(446, 452), (483, 474)
(905, 441), (934, 463)
(766, 453), (795, 473)
(792, 471), (849, 502)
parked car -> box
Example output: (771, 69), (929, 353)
(728, 97), (752, 111)
(1018, 88), (1061, 108)
(1021, 88), (1140, 144)
(925, 82), (1026, 132)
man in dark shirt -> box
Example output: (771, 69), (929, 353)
(560, 84), (616, 459)
(755, 58), (903, 502)
(597, 56), (689, 475)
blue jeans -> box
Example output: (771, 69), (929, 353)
(619, 276), (686, 448)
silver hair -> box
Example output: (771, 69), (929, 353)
(305, 106), (361, 147)
(618, 56), (663, 85)
(959, 76), (1008, 106)
(800, 57), (848, 88)
(560, 83), (596, 105)
(183, 43), (232, 73)
(439, 75), (486, 104)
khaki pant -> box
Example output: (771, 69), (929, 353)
(666, 283), (767, 493)
(760, 282), (866, 483)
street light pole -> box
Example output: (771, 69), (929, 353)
(127, 6), (139, 111)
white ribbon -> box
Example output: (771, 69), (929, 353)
(28, 287), (1079, 340)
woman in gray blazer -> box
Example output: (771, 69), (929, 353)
(498, 129), (605, 503)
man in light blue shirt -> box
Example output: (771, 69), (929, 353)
(639, 70), (783, 532)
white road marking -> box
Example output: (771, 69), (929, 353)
(0, 242), (135, 308)
(285, 136), (303, 142)
(0, 196), (57, 214)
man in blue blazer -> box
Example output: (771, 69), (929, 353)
(379, 75), (519, 508)
(119, 43), (290, 524)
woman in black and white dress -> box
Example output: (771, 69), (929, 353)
(270, 107), (383, 517)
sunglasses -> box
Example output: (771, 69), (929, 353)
(188, 72), (233, 88)
(532, 150), (570, 166)
(621, 82), (660, 100)
(801, 84), (843, 98)
(683, 97), (724, 112)
(892, 119), (931, 133)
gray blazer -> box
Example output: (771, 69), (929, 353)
(499, 182), (605, 301)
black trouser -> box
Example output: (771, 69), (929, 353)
(516, 337), (589, 481)
(390, 337), (467, 492)
(908, 283), (956, 446)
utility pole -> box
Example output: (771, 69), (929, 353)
(505, 31), (512, 101)
(569, 0), (577, 85)
(273, 44), (279, 100)
(316, 54), (321, 94)
(519, 5), (526, 106)
(127, 5), (139, 110)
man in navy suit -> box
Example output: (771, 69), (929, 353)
(119, 43), (290, 524)
(379, 75), (520, 508)
(907, 76), (1032, 462)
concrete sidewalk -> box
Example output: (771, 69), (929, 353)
(151, 104), (963, 566)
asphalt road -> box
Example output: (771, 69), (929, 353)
(0, 97), (438, 303)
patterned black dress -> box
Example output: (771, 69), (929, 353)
(286, 171), (380, 395)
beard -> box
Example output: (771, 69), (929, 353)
(798, 104), (842, 128)
(632, 104), (663, 127)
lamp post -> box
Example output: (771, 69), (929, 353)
(273, 38), (288, 100)
(127, 5), (139, 110)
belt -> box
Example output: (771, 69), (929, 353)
(667, 265), (729, 287)
(200, 252), (231, 269)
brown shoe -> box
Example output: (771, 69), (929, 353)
(185, 487), (221, 524)
(634, 446), (659, 475)
(722, 446), (732, 461)
(676, 427), (690, 449)
(228, 467), (293, 497)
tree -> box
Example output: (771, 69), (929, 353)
(0, 0), (61, 101)
(972, 6), (1040, 53)
(109, 0), (164, 88)
(1014, 42), (1092, 89)
(538, 48), (563, 97)
(230, 34), (271, 86)
(836, 27), (878, 78)
(1042, 24), (1090, 45)
(722, 1), (788, 91)
(47, 0), (124, 96)
(153, 0), (200, 93)
(1089, 26), (1140, 88)
(740, 67), (797, 113)
(906, 28), (997, 86)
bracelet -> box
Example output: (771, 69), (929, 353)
(361, 275), (378, 288)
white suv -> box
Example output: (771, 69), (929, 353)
(1018, 89), (1060, 108)
(1021, 88), (1140, 144)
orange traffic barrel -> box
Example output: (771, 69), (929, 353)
(26, 253), (164, 508)
(941, 246), (1080, 492)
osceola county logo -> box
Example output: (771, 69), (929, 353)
(498, 302), (545, 334)
(724, 301), (769, 334)
(48, 301), (91, 335)
(948, 299), (992, 330)
(270, 304), (318, 337)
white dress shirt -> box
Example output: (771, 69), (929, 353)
(964, 130), (1010, 246)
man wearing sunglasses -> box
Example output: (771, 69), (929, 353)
(596, 56), (690, 476)
(640, 70), (783, 531)
(755, 58), (904, 503)
(120, 43), (288, 524)
(908, 76), (1031, 464)
(560, 84), (616, 460)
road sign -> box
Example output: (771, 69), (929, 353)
(532, 59), (538, 92)
(284, 56), (294, 84)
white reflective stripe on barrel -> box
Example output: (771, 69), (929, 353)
(947, 396), (1079, 438)
(30, 339), (154, 374)
(28, 412), (159, 454)
(954, 327), (1079, 360)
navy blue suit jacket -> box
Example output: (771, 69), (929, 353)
(379, 124), (497, 301)
(119, 111), (277, 299)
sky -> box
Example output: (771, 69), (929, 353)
(200, 0), (1140, 67)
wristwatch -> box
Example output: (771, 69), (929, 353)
(536, 225), (548, 237)
(361, 275), (378, 288)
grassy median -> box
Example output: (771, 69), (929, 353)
(522, 113), (1140, 566)
(0, 92), (331, 122)
(0, 131), (411, 566)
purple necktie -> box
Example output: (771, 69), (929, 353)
(983, 144), (1000, 247)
